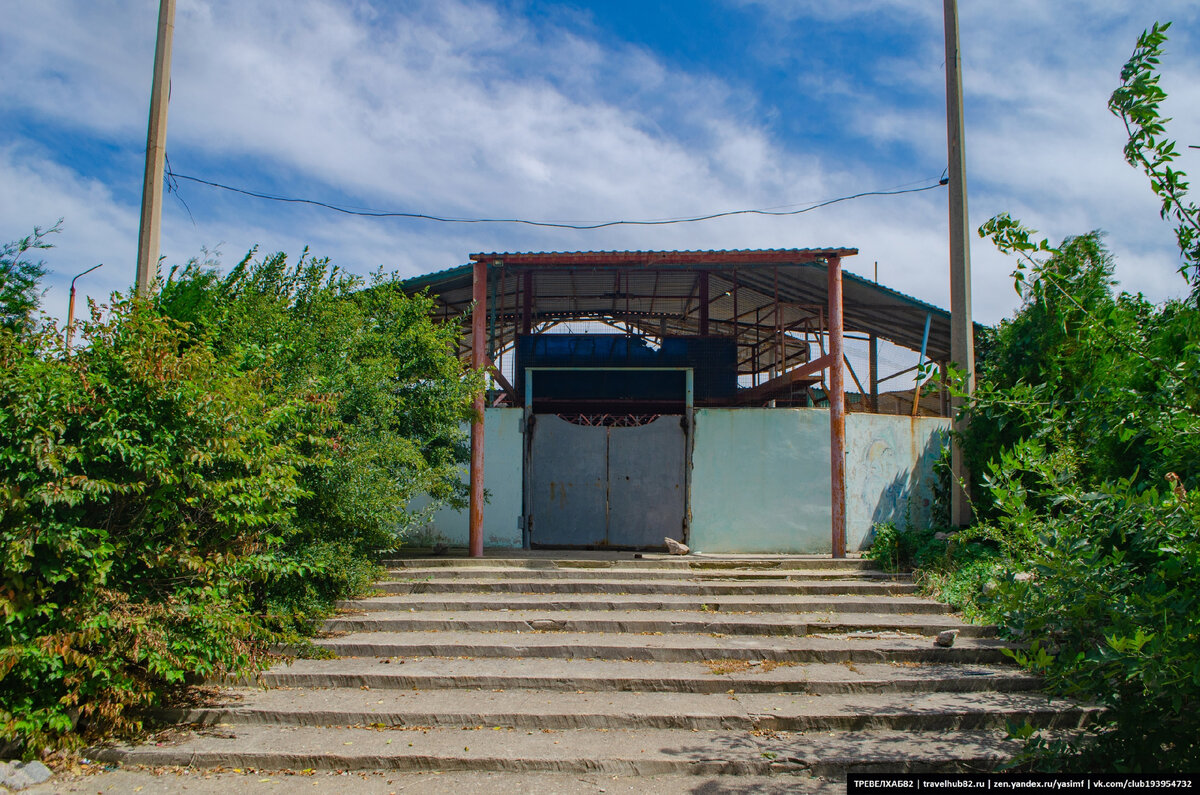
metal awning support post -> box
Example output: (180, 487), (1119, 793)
(521, 271), (533, 335)
(827, 256), (847, 558)
(868, 334), (879, 412)
(911, 312), (932, 416)
(469, 260), (487, 558)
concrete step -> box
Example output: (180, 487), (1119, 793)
(337, 593), (953, 615)
(313, 630), (1014, 664)
(237, 658), (1041, 695)
(384, 567), (908, 582)
(161, 689), (1096, 733)
(381, 555), (881, 572)
(88, 725), (1025, 776)
(375, 578), (920, 596)
(321, 610), (995, 638)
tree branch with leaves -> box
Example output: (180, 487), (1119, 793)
(1108, 21), (1200, 296)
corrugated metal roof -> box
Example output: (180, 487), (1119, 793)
(397, 249), (966, 364)
(469, 248), (858, 266)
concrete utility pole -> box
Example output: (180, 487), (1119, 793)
(135, 0), (177, 295)
(943, 0), (975, 526)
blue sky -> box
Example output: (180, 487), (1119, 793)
(3, 0), (1199, 332)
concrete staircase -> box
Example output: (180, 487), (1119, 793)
(92, 554), (1095, 780)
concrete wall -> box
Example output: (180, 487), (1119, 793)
(408, 408), (524, 548)
(689, 408), (832, 554)
(845, 414), (950, 551)
(689, 408), (948, 554)
(411, 407), (948, 553)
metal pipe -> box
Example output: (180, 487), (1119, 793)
(469, 260), (487, 558)
(912, 312), (932, 416)
(66, 263), (103, 352)
(827, 257), (847, 558)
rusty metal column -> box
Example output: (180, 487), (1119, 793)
(469, 260), (487, 558)
(827, 256), (847, 558)
(698, 271), (710, 336)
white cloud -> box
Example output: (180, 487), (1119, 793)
(2, 0), (1198, 336)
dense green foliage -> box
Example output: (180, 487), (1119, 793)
(156, 252), (479, 633)
(0, 225), (52, 335)
(1108, 21), (1200, 295)
(1, 237), (476, 755)
(953, 221), (1200, 771)
(962, 224), (1200, 513)
(908, 23), (1200, 772)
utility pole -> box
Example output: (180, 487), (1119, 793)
(943, 0), (975, 526)
(135, 0), (177, 296)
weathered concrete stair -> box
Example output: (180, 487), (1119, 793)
(91, 554), (1096, 780)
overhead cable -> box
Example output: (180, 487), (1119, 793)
(165, 169), (949, 230)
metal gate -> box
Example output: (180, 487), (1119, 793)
(526, 414), (687, 548)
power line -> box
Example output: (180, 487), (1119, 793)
(165, 168), (948, 230)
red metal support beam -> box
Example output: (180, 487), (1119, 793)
(735, 353), (832, 404)
(484, 354), (517, 401)
(469, 261), (487, 558)
(827, 256), (847, 558)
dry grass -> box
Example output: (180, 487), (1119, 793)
(702, 659), (796, 675)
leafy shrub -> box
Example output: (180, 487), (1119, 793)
(866, 523), (938, 572)
(156, 251), (481, 630)
(949, 215), (1200, 770)
(992, 476), (1200, 771)
(0, 293), (326, 753)
(1, 234), (478, 754)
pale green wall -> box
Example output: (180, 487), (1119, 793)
(689, 409), (949, 554)
(689, 408), (833, 554)
(409, 408), (524, 548)
(845, 414), (950, 550)
(412, 407), (949, 553)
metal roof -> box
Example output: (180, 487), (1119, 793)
(469, 249), (858, 266)
(399, 249), (959, 364)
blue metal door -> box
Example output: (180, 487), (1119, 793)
(527, 414), (686, 548)
(607, 418), (687, 547)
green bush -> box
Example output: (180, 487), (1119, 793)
(156, 251), (481, 630)
(1, 234), (478, 754)
(0, 293), (325, 752)
(991, 474), (1200, 770)
(947, 219), (1200, 770)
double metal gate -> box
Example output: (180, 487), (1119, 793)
(526, 414), (687, 548)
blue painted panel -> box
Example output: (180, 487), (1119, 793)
(689, 408), (832, 554)
(845, 414), (950, 550)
